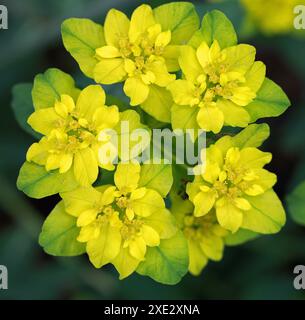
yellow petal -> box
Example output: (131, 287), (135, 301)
(130, 187), (147, 200)
(209, 40), (221, 61)
(179, 45), (204, 82)
(93, 105), (119, 131)
(104, 9), (130, 47)
(148, 60), (175, 87)
(114, 162), (141, 191)
(87, 223), (121, 268)
(217, 98), (250, 127)
(147, 24), (162, 42)
(141, 71), (156, 85)
(76, 85), (106, 121)
(54, 95), (75, 118)
(77, 224), (100, 242)
(77, 209), (98, 227)
(45, 154), (61, 171)
(216, 197), (243, 233)
(141, 225), (160, 247)
(155, 30), (171, 47)
(124, 59), (136, 75)
(128, 237), (146, 260)
(234, 197), (251, 211)
(101, 186), (117, 205)
(129, 4), (156, 43)
(244, 184), (265, 196)
(112, 247), (140, 279)
(230, 86), (256, 106)
(27, 108), (62, 135)
(196, 41), (210, 69)
(132, 189), (165, 217)
(163, 45), (180, 72)
(226, 147), (240, 165)
(96, 45), (121, 58)
(126, 207), (135, 220)
(197, 104), (224, 133)
(26, 139), (49, 165)
(123, 76), (150, 106)
(94, 58), (126, 84)
(61, 186), (101, 217)
(59, 153), (73, 173)
(73, 148), (98, 186)
(167, 79), (197, 106)
(202, 162), (221, 183)
(188, 239), (208, 276)
(193, 190), (217, 217)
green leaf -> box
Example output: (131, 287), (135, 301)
(245, 78), (291, 122)
(32, 68), (80, 110)
(287, 181), (305, 226)
(189, 10), (237, 49)
(141, 85), (172, 123)
(137, 231), (188, 285)
(61, 18), (105, 78)
(11, 83), (40, 139)
(215, 123), (270, 155)
(17, 162), (78, 199)
(39, 201), (85, 256)
(171, 104), (199, 133)
(138, 164), (173, 198)
(154, 2), (200, 45)
(225, 229), (259, 246)
(232, 123), (270, 148)
(242, 189), (286, 234)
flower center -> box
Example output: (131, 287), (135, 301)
(183, 213), (215, 241)
(121, 219), (144, 241)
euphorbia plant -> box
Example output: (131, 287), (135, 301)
(12, 2), (290, 285)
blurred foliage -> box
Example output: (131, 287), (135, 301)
(1, 0), (305, 299)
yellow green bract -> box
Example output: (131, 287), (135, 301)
(241, 0), (303, 35)
(14, 2), (291, 284)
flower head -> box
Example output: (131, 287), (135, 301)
(61, 162), (177, 279)
(94, 4), (178, 106)
(26, 85), (120, 186)
(168, 40), (265, 133)
(187, 141), (277, 233)
(171, 194), (227, 275)
(241, 0), (302, 35)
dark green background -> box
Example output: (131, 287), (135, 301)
(1, 0), (305, 299)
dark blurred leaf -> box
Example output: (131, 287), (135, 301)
(287, 180), (305, 227)
(11, 83), (40, 139)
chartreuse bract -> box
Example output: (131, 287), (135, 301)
(12, 2), (291, 285)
